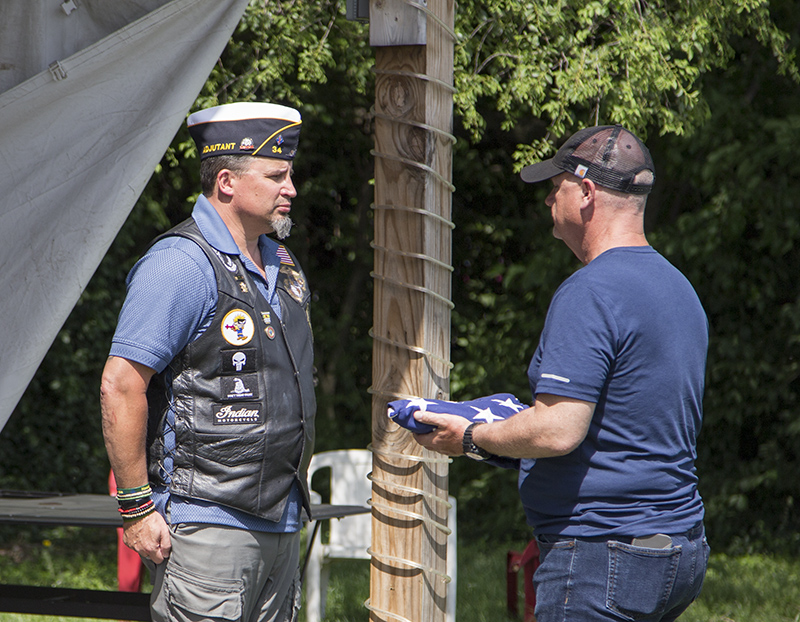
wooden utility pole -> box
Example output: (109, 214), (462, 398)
(368, 0), (456, 621)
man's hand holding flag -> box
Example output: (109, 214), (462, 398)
(387, 393), (527, 469)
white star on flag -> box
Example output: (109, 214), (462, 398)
(406, 397), (436, 412)
(386, 393), (526, 469)
(492, 397), (525, 413)
(470, 406), (504, 423)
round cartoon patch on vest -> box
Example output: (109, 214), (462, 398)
(221, 309), (255, 345)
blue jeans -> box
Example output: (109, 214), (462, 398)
(534, 523), (709, 621)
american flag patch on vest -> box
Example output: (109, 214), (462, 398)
(276, 245), (294, 266)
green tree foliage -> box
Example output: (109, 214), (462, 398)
(0, 0), (797, 551)
(646, 5), (800, 551)
(453, 0), (797, 153)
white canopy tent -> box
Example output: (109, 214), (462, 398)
(0, 0), (251, 433)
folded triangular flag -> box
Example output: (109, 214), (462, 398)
(387, 393), (528, 469)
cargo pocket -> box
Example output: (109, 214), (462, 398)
(164, 562), (244, 621)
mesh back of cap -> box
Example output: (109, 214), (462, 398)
(562, 126), (654, 194)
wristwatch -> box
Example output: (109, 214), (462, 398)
(462, 422), (492, 461)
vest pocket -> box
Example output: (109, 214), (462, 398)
(193, 431), (265, 467)
(164, 562), (243, 620)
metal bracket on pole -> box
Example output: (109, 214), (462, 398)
(346, 0), (369, 22)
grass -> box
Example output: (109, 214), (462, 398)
(680, 554), (800, 622)
(1, 527), (799, 622)
(0, 525), (122, 622)
(316, 548), (800, 622)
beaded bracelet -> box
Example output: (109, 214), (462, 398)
(116, 483), (152, 502)
(116, 483), (155, 518)
(119, 498), (156, 522)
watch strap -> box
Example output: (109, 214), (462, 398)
(462, 422), (492, 461)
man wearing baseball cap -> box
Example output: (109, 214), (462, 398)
(415, 125), (710, 621)
(101, 102), (315, 621)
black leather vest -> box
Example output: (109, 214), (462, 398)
(146, 218), (316, 521)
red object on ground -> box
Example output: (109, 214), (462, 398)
(108, 471), (145, 593)
(506, 539), (541, 622)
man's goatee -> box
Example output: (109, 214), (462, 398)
(273, 216), (293, 240)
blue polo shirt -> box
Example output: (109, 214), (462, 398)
(519, 246), (708, 538)
(109, 195), (303, 532)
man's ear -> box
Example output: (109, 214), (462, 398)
(580, 178), (596, 206)
(216, 169), (235, 198)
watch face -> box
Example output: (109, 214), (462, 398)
(466, 447), (489, 461)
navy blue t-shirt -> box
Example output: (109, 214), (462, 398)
(519, 246), (708, 537)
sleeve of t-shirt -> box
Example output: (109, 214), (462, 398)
(531, 279), (618, 403)
(109, 238), (217, 373)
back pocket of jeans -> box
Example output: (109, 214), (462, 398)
(606, 542), (681, 621)
(165, 562), (244, 621)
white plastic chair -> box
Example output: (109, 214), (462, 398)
(303, 449), (457, 622)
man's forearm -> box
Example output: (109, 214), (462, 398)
(100, 356), (172, 562)
(413, 394), (596, 459)
(472, 395), (595, 459)
(100, 356), (155, 488)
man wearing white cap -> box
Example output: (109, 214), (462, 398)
(101, 102), (315, 621)
(414, 126), (710, 621)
